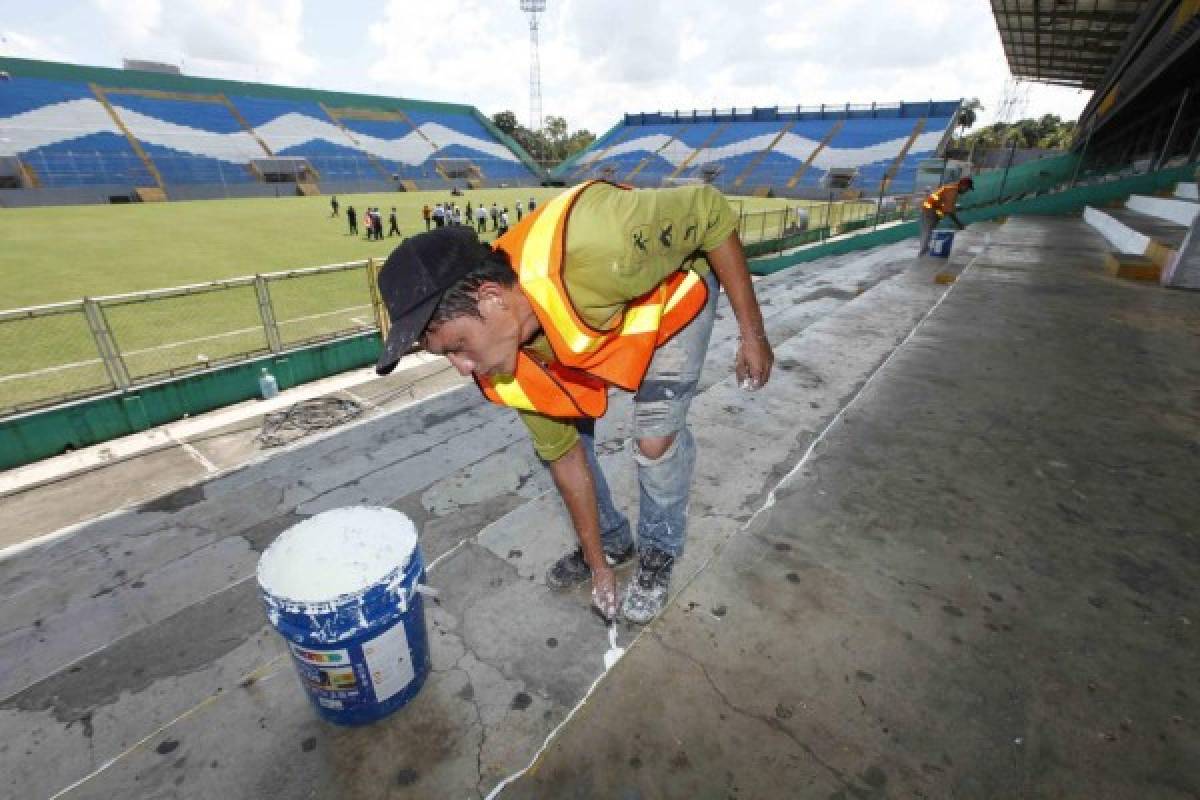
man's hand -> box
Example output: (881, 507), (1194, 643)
(706, 232), (774, 391)
(736, 327), (774, 390)
(590, 564), (618, 622)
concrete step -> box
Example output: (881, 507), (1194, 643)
(1125, 193), (1200, 227)
(1083, 205), (1189, 275)
(1175, 182), (1198, 201)
(1104, 252), (1161, 282)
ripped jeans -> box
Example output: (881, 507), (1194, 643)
(577, 271), (719, 559)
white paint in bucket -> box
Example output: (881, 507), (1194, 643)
(257, 506), (417, 604)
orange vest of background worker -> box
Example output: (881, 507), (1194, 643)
(918, 176), (974, 256)
(475, 181), (709, 418)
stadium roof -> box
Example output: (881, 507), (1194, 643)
(991, 0), (1151, 89)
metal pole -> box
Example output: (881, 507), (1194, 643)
(1069, 120), (1094, 188)
(824, 190), (833, 239)
(255, 275), (284, 353)
(997, 138), (1017, 201)
(1155, 88), (1190, 171)
(872, 177), (886, 231)
(84, 298), (132, 390)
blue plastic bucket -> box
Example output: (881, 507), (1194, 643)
(930, 229), (956, 258)
(257, 507), (431, 726)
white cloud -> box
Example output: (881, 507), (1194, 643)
(88, 0), (317, 85)
(0, 29), (77, 62)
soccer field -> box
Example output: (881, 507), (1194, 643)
(0, 188), (823, 310)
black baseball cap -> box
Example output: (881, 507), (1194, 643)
(374, 226), (491, 375)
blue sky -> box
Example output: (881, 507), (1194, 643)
(0, 0), (1092, 135)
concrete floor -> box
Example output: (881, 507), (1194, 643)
(2, 216), (1198, 799)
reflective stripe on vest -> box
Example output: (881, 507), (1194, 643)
(922, 183), (955, 215)
(476, 356), (609, 418)
(477, 180), (710, 417)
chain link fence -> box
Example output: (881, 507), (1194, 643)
(0, 260), (377, 417)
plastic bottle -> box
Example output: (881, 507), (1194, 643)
(258, 367), (279, 400)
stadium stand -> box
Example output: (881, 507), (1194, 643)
(0, 57), (544, 206)
(555, 101), (960, 198)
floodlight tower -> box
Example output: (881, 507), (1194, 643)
(520, 0), (546, 136)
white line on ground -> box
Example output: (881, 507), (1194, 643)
(482, 242), (988, 798)
(176, 437), (219, 474)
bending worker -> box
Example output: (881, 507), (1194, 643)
(918, 176), (974, 257)
(374, 181), (773, 624)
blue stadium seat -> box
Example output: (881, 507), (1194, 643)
(0, 77), (155, 187)
(553, 106), (958, 196)
(0, 69), (538, 192)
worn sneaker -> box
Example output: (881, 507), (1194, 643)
(545, 542), (635, 590)
(621, 547), (676, 624)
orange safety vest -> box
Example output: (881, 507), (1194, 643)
(474, 181), (710, 419)
(922, 183), (959, 217)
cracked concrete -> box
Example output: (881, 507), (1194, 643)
(7, 218), (1192, 799)
(497, 217), (1200, 798)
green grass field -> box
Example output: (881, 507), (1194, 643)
(0, 188), (871, 412)
(0, 188), (835, 309)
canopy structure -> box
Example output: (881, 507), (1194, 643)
(991, 0), (1151, 88)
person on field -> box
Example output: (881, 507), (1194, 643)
(373, 182), (773, 624)
(490, 202), (500, 232)
(330, 195), (339, 218)
(346, 205), (358, 236)
(497, 208), (510, 236)
(422, 204), (432, 231)
(476, 203), (488, 233)
(388, 207), (401, 237)
(515, 199), (523, 222)
(528, 196), (536, 213)
(918, 177), (973, 257)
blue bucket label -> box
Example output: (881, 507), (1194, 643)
(288, 621), (414, 710)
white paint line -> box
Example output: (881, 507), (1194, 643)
(482, 240), (989, 798)
(177, 437), (219, 474)
(341, 388), (377, 410)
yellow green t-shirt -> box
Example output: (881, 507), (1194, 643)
(516, 182), (738, 461)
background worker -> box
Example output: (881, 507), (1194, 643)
(373, 182), (773, 625)
(918, 176), (974, 257)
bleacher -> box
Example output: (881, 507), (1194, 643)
(554, 101), (960, 197)
(0, 57), (544, 205)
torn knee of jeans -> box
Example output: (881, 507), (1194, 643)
(634, 378), (696, 403)
(633, 432), (679, 464)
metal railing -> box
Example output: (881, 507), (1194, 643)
(735, 192), (921, 249)
(0, 260), (379, 417)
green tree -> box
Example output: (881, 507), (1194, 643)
(492, 110), (519, 136)
(490, 111), (596, 166)
(959, 115), (1078, 153)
